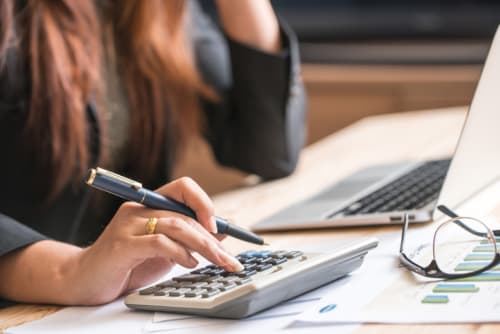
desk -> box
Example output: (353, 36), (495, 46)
(2, 106), (498, 333)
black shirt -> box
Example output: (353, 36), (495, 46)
(0, 1), (306, 256)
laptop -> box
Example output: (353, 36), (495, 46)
(252, 26), (500, 232)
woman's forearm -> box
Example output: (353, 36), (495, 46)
(215, 0), (281, 53)
(0, 240), (83, 305)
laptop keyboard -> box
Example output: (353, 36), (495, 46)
(330, 159), (451, 218)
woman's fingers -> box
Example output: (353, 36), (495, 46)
(155, 177), (217, 233)
(156, 217), (243, 272)
(135, 233), (199, 269)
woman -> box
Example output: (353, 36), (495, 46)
(0, 0), (306, 305)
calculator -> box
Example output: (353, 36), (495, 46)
(125, 237), (378, 319)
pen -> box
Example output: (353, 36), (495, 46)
(85, 167), (266, 245)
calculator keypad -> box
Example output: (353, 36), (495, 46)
(139, 250), (302, 298)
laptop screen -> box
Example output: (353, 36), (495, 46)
(435, 25), (500, 217)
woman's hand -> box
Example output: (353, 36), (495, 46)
(0, 177), (243, 305)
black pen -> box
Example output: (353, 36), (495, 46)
(85, 167), (266, 245)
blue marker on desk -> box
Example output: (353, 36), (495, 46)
(85, 167), (266, 245)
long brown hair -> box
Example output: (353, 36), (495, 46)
(0, 0), (214, 200)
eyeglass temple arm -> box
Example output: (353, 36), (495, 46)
(400, 213), (409, 253)
(437, 205), (500, 237)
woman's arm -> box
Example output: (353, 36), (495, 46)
(215, 0), (281, 53)
(193, 1), (306, 179)
(0, 177), (243, 305)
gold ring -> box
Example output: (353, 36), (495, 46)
(145, 217), (158, 235)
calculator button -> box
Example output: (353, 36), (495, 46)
(139, 286), (162, 295)
(270, 257), (287, 265)
(205, 275), (223, 283)
(255, 250), (272, 258)
(174, 281), (194, 288)
(285, 251), (303, 259)
(243, 263), (257, 270)
(220, 283), (237, 291)
(153, 287), (176, 296)
(270, 250), (288, 258)
(155, 280), (177, 288)
(184, 289), (204, 298)
(208, 268), (226, 276)
(169, 288), (191, 297)
(221, 276), (239, 284)
(237, 269), (257, 277)
(235, 277), (252, 285)
(173, 274), (210, 282)
(238, 257), (257, 264)
(238, 250), (261, 258)
(255, 257), (273, 264)
(202, 290), (221, 298)
(205, 282), (224, 291)
(256, 263), (273, 271)
(185, 282), (208, 289)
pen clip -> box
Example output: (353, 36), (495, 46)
(91, 167), (143, 190)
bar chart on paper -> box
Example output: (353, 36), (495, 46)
(295, 227), (500, 324)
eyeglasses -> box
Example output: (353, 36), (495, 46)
(399, 205), (500, 279)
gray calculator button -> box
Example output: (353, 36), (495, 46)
(185, 282), (208, 289)
(255, 257), (273, 264)
(174, 281), (194, 288)
(205, 282), (224, 291)
(209, 268), (226, 276)
(205, 275), (223, 283)
(173, 274), (210, 282)
(270, 257), (287, 265)
(285, 251), (303, 259)
(237, 270), (257, 278)
(235, 277), (252, 285)
(270, 250), (288, 258)
(185, 289), (204, 297)
(222, 276), (239, 284)
(139, 286), (161, 295)
(156, 280), (177, 288)
(238, 257), (256, 264)
(256, 263), (273, 271)
(220, 283), (237, 291)
(154, 287), (176, 296)
(169, 288), (191, 297)
(243, 263), (257, 270)
(202, 289), (221, 298)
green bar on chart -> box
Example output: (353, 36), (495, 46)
(479, 239), (500, 244)
(472, 245), (497, 252)
(421, 295), (449, 304)
(432, 283), (479, 293)
(464, 253), (496, 261)
(452, 272), (500, 282)
(454, 262), (500, 272)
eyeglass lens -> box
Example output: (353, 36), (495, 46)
(433, 217), (497, 275)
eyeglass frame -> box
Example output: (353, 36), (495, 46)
(399, 204), (500, 279)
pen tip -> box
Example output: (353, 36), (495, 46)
(263, 242), (271, 246)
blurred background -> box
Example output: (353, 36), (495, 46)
(174, 0), (500, 194)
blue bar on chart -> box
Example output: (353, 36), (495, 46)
(421, 295), (449, 304)
(452, 272), (500, 282)
(464, 253), (496, 261)
(432, 283), (479, 293)
(454, 261), (500, 272)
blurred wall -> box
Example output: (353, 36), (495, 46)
(174, 1), (491, 194)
